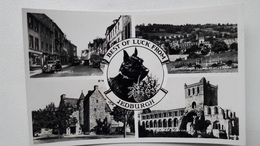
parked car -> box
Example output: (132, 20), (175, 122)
(72, 58), (81, 65)
(42, 60), (62, 73)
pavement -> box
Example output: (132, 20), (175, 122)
(30, 64), (71, 76)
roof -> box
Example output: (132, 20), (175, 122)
(30, 13), (53, 31)
(63, 97), (78, 108)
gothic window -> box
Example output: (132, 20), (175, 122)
(173, 118), (178, 127)
(154, 120), (157, 127)
(146, 121), (149, 128)
(214, 107), (218, 114)
(168, 119), (172, 127)
(150, 121), (153, 128)
(208, 107), (211, 115)
(158, 120), (162, 127)
(163, 119), (167, 127)
(192, 102), (196, 109)
(142, 121), (145, 127)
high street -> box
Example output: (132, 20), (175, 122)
(30, 64), (103, 78)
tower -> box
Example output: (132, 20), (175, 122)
(184, 77), (218, 112)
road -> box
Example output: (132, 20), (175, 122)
(31, 64), (103, 78)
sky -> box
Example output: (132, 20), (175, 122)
(41, 10), (124, 56)
(31, 5), (239, 57)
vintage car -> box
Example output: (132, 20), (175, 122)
(42, 60), (62, 73)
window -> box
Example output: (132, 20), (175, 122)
(94, 108), (96, 112)
(29, 35), (33, 49)
(192, 88), (195, 95)
(169, 112), (172, 116)
(163, 113), (167, 117)
(34, 21), (38, 32)
(41, 41), (44, 51)
(35, 38), (39, 50)
(197, 87), (200, 94)
(96, 100), (98, 103)
(28, 16), (33, 29)
(208, 107), (211, 114)
(188, 89), (190, 96)
(192, 102), (196, 109)
(214, 107), (218, 114)
(174, 111), (178, 116)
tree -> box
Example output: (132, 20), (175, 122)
(110, 106), (134, 138)
(56, 102), (76, 137)
(93, 117), (111, 134)
(230, 42), (238, 51)
(212, 40), (228, 53)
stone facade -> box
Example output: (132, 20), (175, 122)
(59, 85), (112, 135)
(140, 77), (239, 139)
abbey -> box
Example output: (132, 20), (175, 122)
(140, 77), (239, 139)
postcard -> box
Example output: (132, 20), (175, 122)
(23, 4), (245, 146)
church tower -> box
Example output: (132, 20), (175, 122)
(184, 77), (218, 112)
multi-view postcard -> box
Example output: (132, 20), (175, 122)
(23, 4), (245, 146)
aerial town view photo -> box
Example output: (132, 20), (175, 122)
(135, 9), (239, 74)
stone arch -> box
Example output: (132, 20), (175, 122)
(213, 121), (220, 129)
(146, 121), (149, 128)
(168, 119), (172, 127)
(150, 120), (153, 128)
(173, 118), (178, 127)
(158, 119), (162, 127)
(154, 120), (157, 128)
(142, 121), (145, 128)
(163, 119), (167, 127)
(192, 102), (196, 109)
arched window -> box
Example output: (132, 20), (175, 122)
(173, 118), (178, 127)
(230, 112), (233, 118)
(154, 120), (157, 127)
(150, 121), (153, 128)
(163, 119), (167, 127)
(142, 121), (145, 127)
(192, 102), (196, 109)
(222, 109), (225, 119)
(146, 121), (149, 128)
(214, 107), (218, 114)
(158, 120), (162, 127)
(208, 107), (211, 115)
(213, 121), (220, 129)
(168, 119), (172, 127)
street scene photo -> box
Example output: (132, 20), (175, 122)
(26, 11), (132, 78)
(135, 9), (239, 74)
(28, 79), (135, 145)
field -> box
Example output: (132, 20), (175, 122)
(167, 51), (238, 74)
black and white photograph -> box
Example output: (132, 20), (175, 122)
(25, 9), (132, 78)
(135, 6), (240, 74)
(27, 79), (135, 145)
(138, 76), (245, 145)
(22, 5), (245, 146)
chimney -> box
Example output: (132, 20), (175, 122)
(94, 85), (98, 91)
(60, 94), (66, 100)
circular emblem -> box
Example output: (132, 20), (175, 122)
(102, 38), (169, 110)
